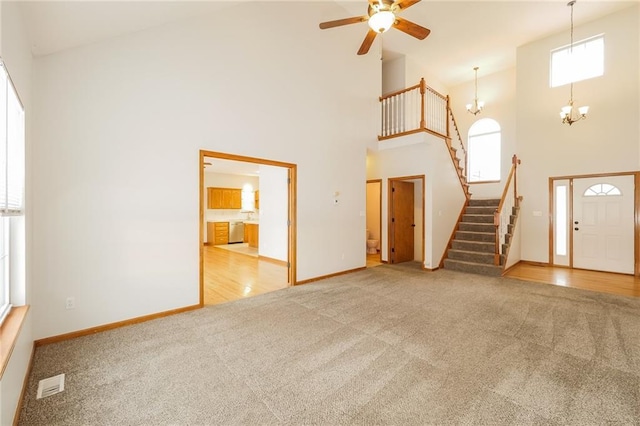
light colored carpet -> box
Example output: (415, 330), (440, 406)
(19, 263), (640, 425)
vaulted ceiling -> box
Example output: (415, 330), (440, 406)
(17, 0), (636, 87)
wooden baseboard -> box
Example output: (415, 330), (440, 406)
(13, 342), (35, 426)
(422, 266), (439, 272)
(520, 260), (551, 267)
(295, 267), (366, 285)
(502, 261), (521, 275)
(34, 304), (201, 347)
(258, 255), (287, 266)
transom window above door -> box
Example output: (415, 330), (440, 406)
(583, 183), (621, 197)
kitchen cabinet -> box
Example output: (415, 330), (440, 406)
(245, 223), (259, 248)
(255, 190), (259, 210)
(207, 222), (229, 245)
(207, 188), (241, 209)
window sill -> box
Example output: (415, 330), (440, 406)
(0, 305), (29, 379)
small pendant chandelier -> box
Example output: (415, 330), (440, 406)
(466, 66), (484, 115)
(560, 0), (589, 125)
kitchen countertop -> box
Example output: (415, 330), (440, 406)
(244, 221), (259, 225)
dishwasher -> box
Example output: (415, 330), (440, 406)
(228, 221), (245, 244)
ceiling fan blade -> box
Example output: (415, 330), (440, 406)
(393, 16), (430, 40)
(395, 0), (421, 11)
(358, 29), (377, 55)
(319, 16), (368, 30)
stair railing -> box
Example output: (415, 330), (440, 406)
(379, 78), (448, 140)
(378, 78), (468, 197)
(446, 100), (467, 181)
(493, 155), (521, 266)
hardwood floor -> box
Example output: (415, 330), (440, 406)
(203, 245), (288, 306)
(366, 252), (383, 268)
(505, 262), (640, 298)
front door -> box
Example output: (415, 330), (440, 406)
(390, 180), (415, 264)
(572, 175), (634, 274)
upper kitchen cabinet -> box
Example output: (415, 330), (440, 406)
(207, 187), (242, 209)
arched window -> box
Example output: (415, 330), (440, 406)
(467, 118), (501, 183)
(583, 183), (621, 197)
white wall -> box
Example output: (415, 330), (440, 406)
(448, 67), (517, 199)
(381, 56), (405, 95)
(517, 5), (639, 263)
(381, 55), (448, 98)
(0, 2), (33, 424)
(30, 1), (380, 339)
(258, 165), (288, 262)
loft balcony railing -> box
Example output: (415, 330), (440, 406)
(379, 78), (469, 197)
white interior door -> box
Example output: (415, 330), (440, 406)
(572, 175), (634, 274)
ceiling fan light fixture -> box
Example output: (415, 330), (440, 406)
(368, 11), (395, 33)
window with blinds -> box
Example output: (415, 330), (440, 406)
(0, 59), (25, 325)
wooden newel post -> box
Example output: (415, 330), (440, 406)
(419, 78), (426, 129)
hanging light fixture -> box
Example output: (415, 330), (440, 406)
(368, 1), (395, 34)
(560, 0), (589, 125)
(466, 67), (484, 115)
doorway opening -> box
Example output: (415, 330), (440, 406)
(199, 150), (297, 306)
(366, 179), (382, 268)
(549, 171), (638, 276)
(387, 175), (425, 265)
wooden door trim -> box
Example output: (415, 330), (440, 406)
(549, 171), (639, 276)
(387, 175), (425, 266)
(199, 150), (298, 307)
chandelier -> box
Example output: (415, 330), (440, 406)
(466, 67), (484, 115)
(559, 0), (589, 125)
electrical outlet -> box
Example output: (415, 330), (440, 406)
(65, 297), (75, 310)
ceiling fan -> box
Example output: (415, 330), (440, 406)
(319, 0), (430, 55)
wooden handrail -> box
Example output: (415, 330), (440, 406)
(494, 155), (521, 265)
(448, 108), (467, 159)
(379, 82), (422, 101)
(425, 85), (447, 101)
(377, 78), (470, 198)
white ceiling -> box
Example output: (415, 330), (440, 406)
(17, 0), (637, 87)
(16, 0), (636, 175)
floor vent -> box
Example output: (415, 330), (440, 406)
(36, 374), (65, 399)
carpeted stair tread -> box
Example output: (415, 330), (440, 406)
(465, 206), (497, 215)
(444, 197), (504, 277)
(455, 230), (495, 242)
(448, 249), (495, 264)
(443, 258), (503, 276)
(462, 214), (494, 224)
(459, 222), (495, 233)
(468, 198), (500, 207)
(452, 240), (495, 253)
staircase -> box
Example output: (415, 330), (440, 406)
(443, 199), (503, 276)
